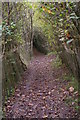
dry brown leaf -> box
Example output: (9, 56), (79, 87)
(43, 96), (46, 100)
(69, 87), (74, 92)
(28, 103), (33, 106)
(43, 115), (48, 118)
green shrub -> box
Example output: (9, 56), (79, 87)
(51, 55), (62, 68)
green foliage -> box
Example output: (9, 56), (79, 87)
(63, 74), (78, 91)
(62, 73), (79, 112)
(2, 2), (33, 107)
(3, 52), (25, 103)
(33, 29), (49, 54)
(66, 39), (73, 44)
(65, 96), (79, 112)
(68, 76), (78, 91)
(33, 2), (80, 79)
(47, 51), (57, 56)
(0, 25), (2, 37)
(0, 25), (2, 30)
(51, 55), (62, 68)
(15, 33), (23, 44)
(2, 21), (16, 36)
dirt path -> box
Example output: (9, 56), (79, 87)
(5, 50), (78, 118)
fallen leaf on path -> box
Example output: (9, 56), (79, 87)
(21, 95), (25, 98)
(43, 96), (46, 100)
(16, 89), (20, 92)
(69, 87), (74, 92)
(33, 104), (38, 109)
(48, 91), (51, 95)
(16, 94), (20, 97)
(43, 115), (48, 118)
(28, 103), (33, 106)
(7, 106), (11, 109)
(60, 88), (65, 91)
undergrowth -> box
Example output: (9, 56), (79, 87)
(51, 55), (62, 68)
(63, 74), (79, 112)
(47, 51), (57, 56)
(49, 51), (79, 113)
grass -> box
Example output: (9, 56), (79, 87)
(47, 51), (57, 56)
(63, 74), (78, 91)
(63, 73), (79, 112)
(51, 55), (62, 68)
(46, 50), (80, 113)
(65, 96), (79, 112)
